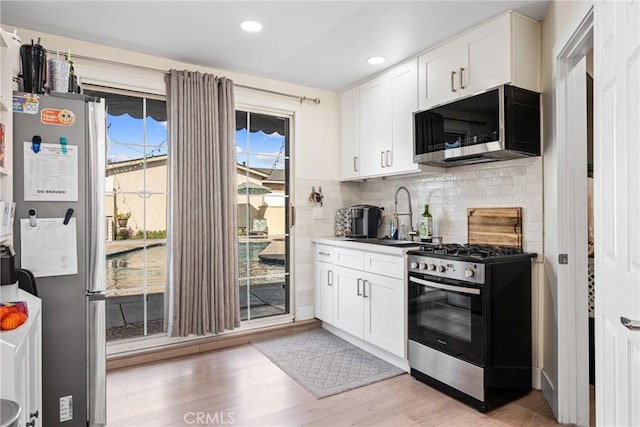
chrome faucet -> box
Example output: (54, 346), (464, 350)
(394, 186), (416, 238)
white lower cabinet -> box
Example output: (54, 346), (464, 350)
(333, 266), (365, 338)
(1, 291), (42, 427)
(362, 272), (404, 357)
(315, 243), (406, 359)
(315, 261), (334, 323)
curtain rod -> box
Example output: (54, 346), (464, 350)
(48, 49), (322, 105)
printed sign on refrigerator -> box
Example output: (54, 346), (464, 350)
(23, 141), (78, 201)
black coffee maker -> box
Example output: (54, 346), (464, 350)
(347, 205), (382, 238)
(20, 39), (47, 93)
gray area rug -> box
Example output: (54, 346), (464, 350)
(252, 328), (404, 398)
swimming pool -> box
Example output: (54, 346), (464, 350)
(106, 241), (284, 296)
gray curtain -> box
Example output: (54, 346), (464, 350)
(166, 70), (240, 336)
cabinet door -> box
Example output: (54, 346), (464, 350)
(418, 41), (466, 110)
(340, 87), (361, 180)
(387, 60), (419, 175)
(359, 75), (391, 177)
(315, 261), (334, 323)
(27, 311), (42, 427)
(459, 13), (511, 97)
(363, 272), (405, 358)
(333, 266), (364, 339)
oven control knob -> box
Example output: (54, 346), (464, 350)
(410, 262), (418, 269)
(464, 268), (475, 278)
(437, 265), (446, 273)
(428, 264), (436, 271)
(419, 263), (428, 270)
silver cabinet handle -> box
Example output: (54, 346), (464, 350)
(460, 67), (466, 89)
(318, 251), (331, 256)
(380, 151), (385, 168)
(328, 270), (333, 286)
(353, 156), (359, 172)
(451, 70), (457, 92)
(620, 317), (640, 331)
(363, 280), (369, 298)
(357, 278), (362, 296)
(386, 150), (391, 167)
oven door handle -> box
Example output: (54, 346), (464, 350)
(409, 276), (481, 295)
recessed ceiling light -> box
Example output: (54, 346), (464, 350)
(241, 20), (263, 33)
(367, 56), (386, 65)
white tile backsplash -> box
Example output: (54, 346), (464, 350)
(292, 158), (543, 318)
(353, 157), (544, 256)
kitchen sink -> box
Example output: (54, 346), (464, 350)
(345, 238), (422, 247)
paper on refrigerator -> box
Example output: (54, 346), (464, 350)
(20, 218), (78, 277)
(23, 141), (78, 201)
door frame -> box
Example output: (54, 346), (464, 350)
(554, 7), (594, 426)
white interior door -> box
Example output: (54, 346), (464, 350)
(594, 2), (640, 426)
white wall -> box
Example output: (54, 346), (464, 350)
(4, 25), (347, 320)
(539, 0), (593, 418)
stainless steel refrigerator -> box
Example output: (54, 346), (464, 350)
(12, 92), (107, 426)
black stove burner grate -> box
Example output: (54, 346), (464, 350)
(417, 243), (524, 259)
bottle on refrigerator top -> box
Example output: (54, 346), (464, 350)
(419, 204), (433, 242)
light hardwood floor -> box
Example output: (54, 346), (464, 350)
(107, 344), (561, 426)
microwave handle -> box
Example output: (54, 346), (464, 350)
(409, 276), (480, 295)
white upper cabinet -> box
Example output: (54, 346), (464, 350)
(418, 12), (539, 111)
(359, 74), (392, 177)
(340, 86), (360, 180)
(388, 60), (419, 175)
(418, 39), (467, 111)
(341, 59), (435, 180)
(0, 29), (14, 244)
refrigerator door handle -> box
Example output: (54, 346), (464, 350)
(88, 295), (106, 426)
(87, 99), (107, 294)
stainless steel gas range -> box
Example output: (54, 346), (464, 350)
(407, 244), (536, 412)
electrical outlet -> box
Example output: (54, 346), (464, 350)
(312, 207), (323, 219)
(60, 395), (73, 422)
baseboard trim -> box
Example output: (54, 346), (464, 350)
(106, 319), (321, 370)
(532, 366), (542, 390)
(541, 368), (558, 420)
(295, 304), (315, 321)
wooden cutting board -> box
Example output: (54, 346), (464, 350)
(467, 207), (522, 248)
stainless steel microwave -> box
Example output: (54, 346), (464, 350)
(413, 85), (540, 167)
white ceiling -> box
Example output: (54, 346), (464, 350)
(0, 1), (550, 92)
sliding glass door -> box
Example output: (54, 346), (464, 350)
(85, 88), (168, 341)
(235, 110), (290, 321)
